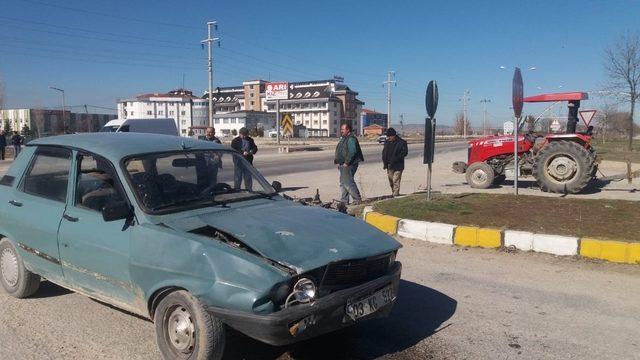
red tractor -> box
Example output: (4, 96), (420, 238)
(453, 92), (597, 193)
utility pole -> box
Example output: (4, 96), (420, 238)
(49, 86), (66, 133)
(399, 113), (404, 136)
(383, 71), (396, 129)
(461, 90), (470, 138)
(201, 21), (220, 128)
(480, 98), (491, 135)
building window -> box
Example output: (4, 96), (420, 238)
(323, 120), (327, 124)
(214, 119), (220, 124)
(158, 110), (164, 115)
(182, 120), (186, 125)
(250, 101), (254, 105)
(130, 111), (134, 116)
(181, 111), (186, 116)
(334, 120), (337, 125)
(147, 111), (152, 115)
(334, 111), (337, 116)
(169, 111), (175, 115)
(250, 85), (254, 89)
(250, 93), (254, 97)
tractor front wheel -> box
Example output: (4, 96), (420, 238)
(466, 162), (495, 189)
(533, 141), (595, 193)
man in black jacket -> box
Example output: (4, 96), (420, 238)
(382, 128), (408, 197)
(0, 130), (6, 160)
(231, 127), (258, 190)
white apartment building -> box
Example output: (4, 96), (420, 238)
(206, 79), (364, 137)
(117, 89), (208, 136)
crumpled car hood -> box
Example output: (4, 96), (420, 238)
(163, 200), (401, 273)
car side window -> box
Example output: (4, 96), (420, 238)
(75, 153), (126, 212)
(21, 147), (72, 202)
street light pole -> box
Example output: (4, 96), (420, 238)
(49, 86), (66, 133)
(480, 98), (491, 135)
(201, 21), (219, 128)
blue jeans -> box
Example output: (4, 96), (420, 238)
(339, 162), (361, 204)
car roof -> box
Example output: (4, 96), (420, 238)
(28, 133), (226, 163)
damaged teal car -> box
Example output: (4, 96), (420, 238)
(0, 133), (402, 359)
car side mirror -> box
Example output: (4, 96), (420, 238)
(272, 181), (282, 193)
(102, 201), (132, 222)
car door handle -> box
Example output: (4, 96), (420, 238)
(8, 200), (22, 207)
(63, 214), (79, 222)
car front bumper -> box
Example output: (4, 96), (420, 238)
(207, 261), (402, 346)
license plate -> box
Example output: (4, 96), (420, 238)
(346, 285), (395, 321)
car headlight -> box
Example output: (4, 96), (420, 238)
(285, 278), (316, 307)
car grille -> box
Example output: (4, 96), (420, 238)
(320, 254), (391, 290)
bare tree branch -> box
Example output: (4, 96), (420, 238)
(604, 32), (640, 150)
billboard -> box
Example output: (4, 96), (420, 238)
(265, 82), (289, 100)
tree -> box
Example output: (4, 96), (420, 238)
(3, 119), (10, 133)
(453, 112), (471, 136)
(21, 125), (33, 138)
(604, 32), (640, 150)
(595, 102), (618, 143)
(231, 129), (238, 136)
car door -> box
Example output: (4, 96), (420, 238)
(1, 146), (71, 282)
(57, 151), (137, 305)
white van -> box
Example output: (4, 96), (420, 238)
(100, 118), (179, 136)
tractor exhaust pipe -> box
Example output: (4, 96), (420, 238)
(566, 100), (580, 134)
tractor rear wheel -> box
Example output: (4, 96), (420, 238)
(466, 162), (495, 189)
(533, 141), (595, 193)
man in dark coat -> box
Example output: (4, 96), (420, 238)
(231, 127), (258, 190)
(382, 128), (408, 197)
(334, 123), (364, 204)
(204, 127), (221, 144)
(0, 130), (6, 160)
(10, 132), (22, 159)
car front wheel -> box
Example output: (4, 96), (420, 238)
(0, 237), (41, 298)
(154, 290), (225, 360)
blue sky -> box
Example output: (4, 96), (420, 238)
(0, 0), (638, 126)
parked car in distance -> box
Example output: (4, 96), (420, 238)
(100, 118), (179, 136)
(0, 133), (402, 359)
(377, 135), (387, 144)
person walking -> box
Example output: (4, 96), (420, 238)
(0, 130), (6, 160)
(203, 127), (221, 144)
(382, 128), (408, 197)
(231, 127), (258, 190)
(11, 132), (22, 159)
(334, 123), (364, 205)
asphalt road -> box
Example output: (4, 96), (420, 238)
(253, 142), (467, 178)
(1, 237), (638, 359)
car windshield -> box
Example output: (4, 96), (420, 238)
(123, 150), (275, 213)
(100, 125), (120, 132)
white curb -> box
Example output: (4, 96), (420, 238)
(533, 234), (579, 256)
(362, 206), (374, 220)
(504, 230), (534, 251)
(426, 222), (455, 245)
(397, 219), (428, 241)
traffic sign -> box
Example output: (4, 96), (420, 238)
(281, 113), (293, 137)
(512, 67), (523, 118)
(266, 82), (289, 100)
(425, 80), (438, 119)
(579, 110), (597, 127)
(503, 121), (514, 135)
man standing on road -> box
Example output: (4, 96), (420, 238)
(0, 130), (6, 160)
(231, 127), (258, 190)
(334, 123), (364, 205)
(204, 127), (221, 144)
(11, 132), (22, 159)
(382, 128), (408, 197)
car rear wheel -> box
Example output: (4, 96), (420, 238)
(465, 162), (495, 189)
(0, 237), (41, 298)
(154, 290), (225, 360)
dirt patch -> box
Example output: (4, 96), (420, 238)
(375, 193), (640, 242)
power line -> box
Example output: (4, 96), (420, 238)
(21, 0), (201, 31)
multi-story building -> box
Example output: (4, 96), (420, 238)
(360, 109), (388, 134)
(212, 110), (276, 137)
(117, 89), (206, 136)
(205, 79), (364, 137)
(0, 109), (115, 137)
